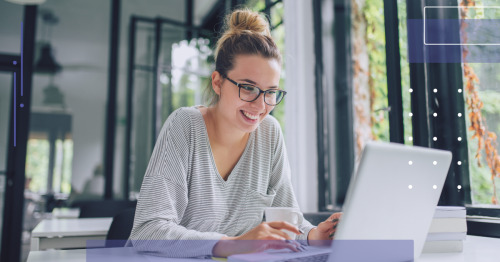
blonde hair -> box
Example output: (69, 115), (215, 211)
(204, 9), (281, 106)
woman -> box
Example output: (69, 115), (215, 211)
(129, 9), (341, 258)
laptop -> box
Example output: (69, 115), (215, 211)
(228, 141), (452, 262)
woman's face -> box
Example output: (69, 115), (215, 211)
(212, 54), (281, 134)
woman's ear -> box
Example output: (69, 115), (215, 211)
(211, 71), (223, 95)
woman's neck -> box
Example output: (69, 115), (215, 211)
(205, 106), (249, 147)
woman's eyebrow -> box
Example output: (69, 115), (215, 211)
(238, 78), (258, 85)
(238, 78), (279, 89)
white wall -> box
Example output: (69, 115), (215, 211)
(284, 0), (319, 212)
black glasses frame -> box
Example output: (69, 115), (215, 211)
(222, 75), (287, 106)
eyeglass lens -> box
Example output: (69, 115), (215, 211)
(239, 84), (284, 105)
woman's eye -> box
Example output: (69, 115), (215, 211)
(241, 85), (256, 92)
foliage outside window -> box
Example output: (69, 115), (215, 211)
(249, 0), (286, 131)
(163, 38), (212, 122)
(25, 138), (72, 194)
(460, 0), (500, 205)
(397, 0), (413, 146)
(25, 139), (49, 193)
(364, 0), (389, 145)
(362, 0), (412, 150)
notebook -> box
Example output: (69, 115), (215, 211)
(228, 141), (452, 262)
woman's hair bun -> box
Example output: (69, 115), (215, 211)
(227, 9), (271, 37)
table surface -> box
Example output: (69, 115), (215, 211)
(52, 208), (80, 219)
(27, 235), (500, 262)
(31, 217), (113, 238)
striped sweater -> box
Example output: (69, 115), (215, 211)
(128, 106), (314, 257)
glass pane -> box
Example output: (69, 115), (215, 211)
(131, 69), (154, 194)
(397, 0), (413, 145)
(460, 0), (500, 206)
(349, 0), (391, 159)
(169, 38), (212, 116)
(466, 63), (500, 205)
(0, 72), (12, 251)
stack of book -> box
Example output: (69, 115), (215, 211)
(423, 206), (467, 253)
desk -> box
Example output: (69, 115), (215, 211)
(417, 235), (500, 262)
(30, 217), (113, 251)
(27, 235), (500, 262)
(27, 247), (217, 262)
(52, 208), (80, 219)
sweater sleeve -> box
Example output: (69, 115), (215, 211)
(267, 118), (316, 241)
(128, 110), (225, 258)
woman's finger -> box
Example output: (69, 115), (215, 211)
(266, 221), (302, 235)
(327, 212), (342, 222)
(255, 239), (300, 253)
(267, 239), (300, 252)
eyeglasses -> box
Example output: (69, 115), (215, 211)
(223, 75), (287, 106)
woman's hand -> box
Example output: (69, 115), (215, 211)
(307, 212), (343, 243)
(212, 221), (303, 258)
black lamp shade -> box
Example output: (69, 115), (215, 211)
(35, 43), (62, 74)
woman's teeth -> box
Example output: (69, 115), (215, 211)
(242, 110), (259, 120)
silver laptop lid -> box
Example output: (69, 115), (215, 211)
(333, 141), (452, 260)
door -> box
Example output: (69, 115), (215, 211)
(0, 53), (30, 262)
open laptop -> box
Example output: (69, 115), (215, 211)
(228, 141), (452, 262)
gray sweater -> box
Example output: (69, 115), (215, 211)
(128, 106), (314, 257)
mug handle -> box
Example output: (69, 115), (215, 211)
(290, 211), (303, 226)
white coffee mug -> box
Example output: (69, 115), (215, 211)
(264, 207), (304, 239)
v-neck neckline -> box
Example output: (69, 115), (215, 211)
(195, 106), (255, 186)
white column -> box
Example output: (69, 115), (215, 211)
(284, 0), (318, 213)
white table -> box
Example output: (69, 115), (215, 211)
(27, 247), (216, 262)
(52, 208), (80, 219)
(30, 217), (113, 251)
(27, 235), (500, 262)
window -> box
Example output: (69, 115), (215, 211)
(459, 1), (500, 206)
(314, 0), (500, 223)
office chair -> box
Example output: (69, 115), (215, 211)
(303, 212), (333, 226)
(105, 207), (136, 247)
(71, 199), (137, 218)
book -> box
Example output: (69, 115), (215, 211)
(433, 206), (466, 218)
(426, 232), (466, 241)
(422, 240), (463, 253)
(428, 218), (467, 233)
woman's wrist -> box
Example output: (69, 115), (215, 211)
(212, 236), (237, 258)
(307, 227), (317, 241)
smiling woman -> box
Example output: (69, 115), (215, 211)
(127, 8), (341, 259)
